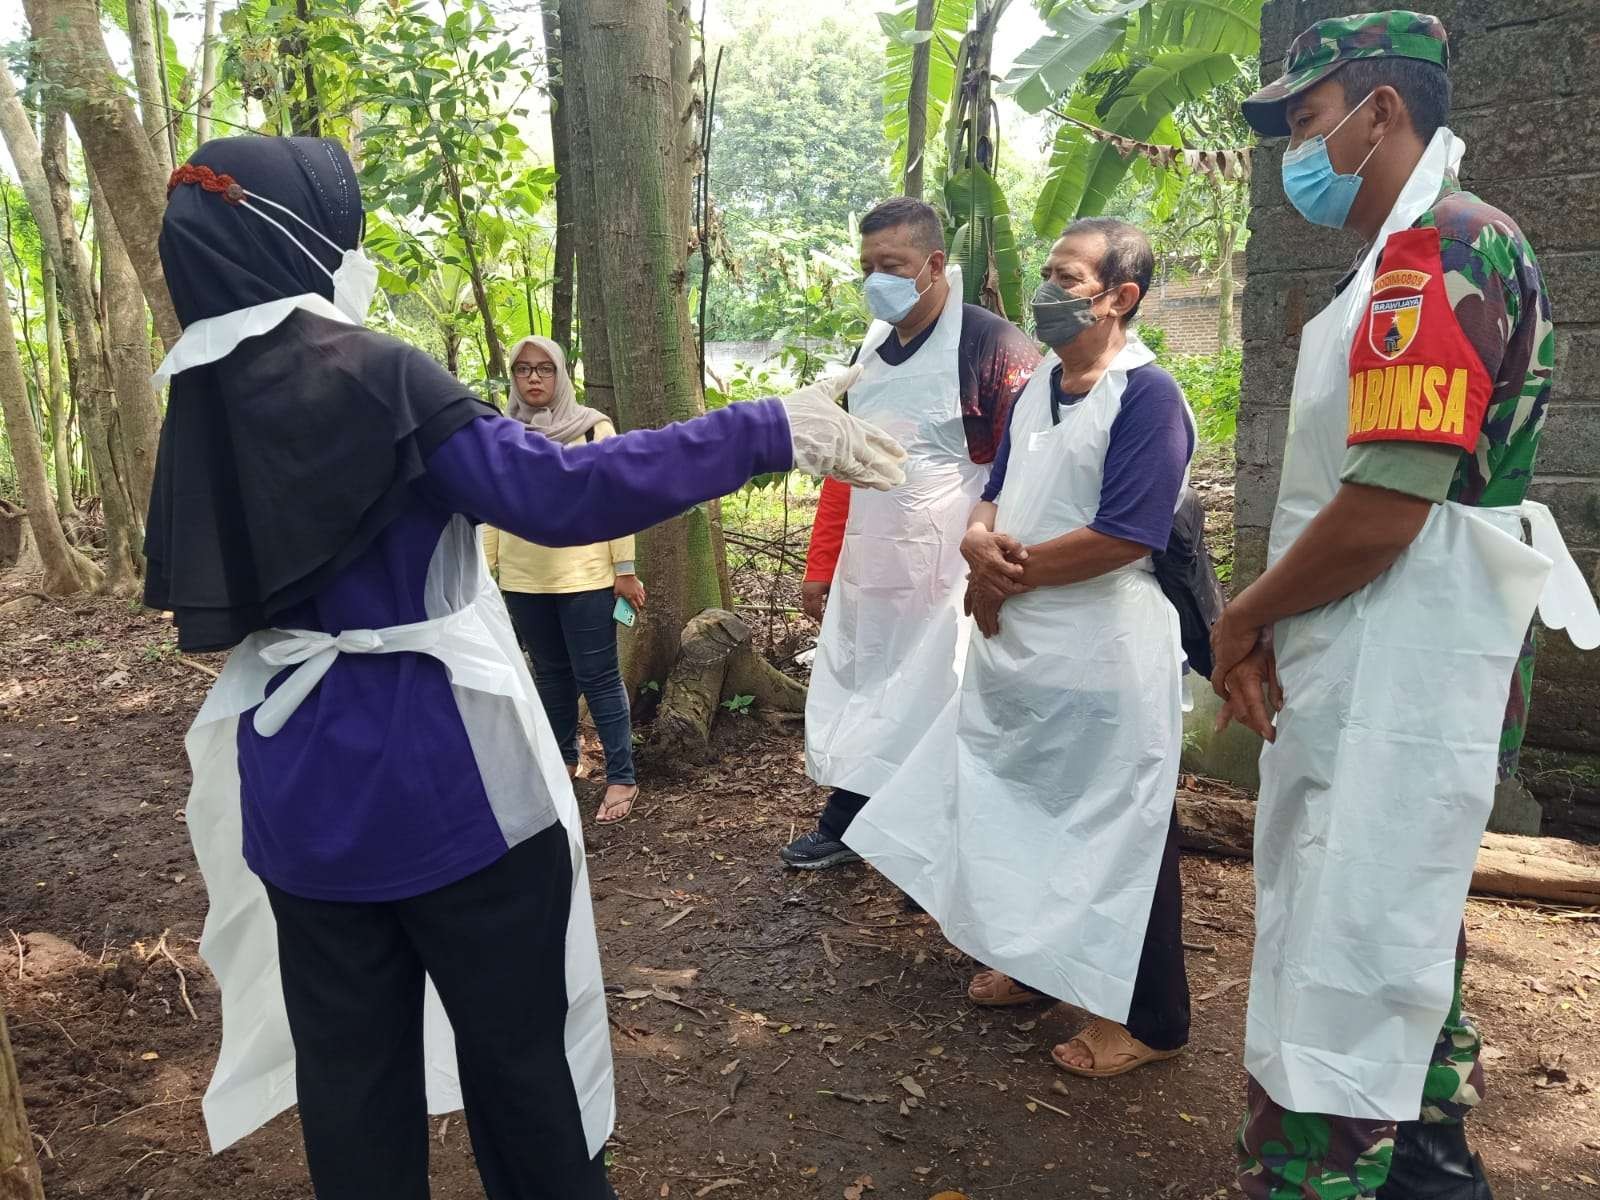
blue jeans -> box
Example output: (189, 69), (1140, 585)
(503, 588), (636, 786)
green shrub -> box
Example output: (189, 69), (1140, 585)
(1162, 348), (1241, 445)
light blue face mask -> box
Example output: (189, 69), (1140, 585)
(1281, 90), (1382, 229)
(863, 256), (932, 323)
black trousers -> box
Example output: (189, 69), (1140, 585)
(821, 790), (1190, 1051)
(817, 787), (871, 841)
(263, 826), (615, 1200)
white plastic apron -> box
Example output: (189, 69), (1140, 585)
(1245, 128), (1600, 1119)
(183, 522), (615, 1153)
(847, 339), (1188, 1022)
(806, 266), (990, 795)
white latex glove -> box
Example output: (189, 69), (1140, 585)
(781, 365), (907, 491)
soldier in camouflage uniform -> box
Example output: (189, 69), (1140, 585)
(1214, 12), (1560, 1198)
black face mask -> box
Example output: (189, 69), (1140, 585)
(1031, 280), (1111, 348)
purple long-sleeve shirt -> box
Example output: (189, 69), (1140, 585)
(237, 401), (793, 901)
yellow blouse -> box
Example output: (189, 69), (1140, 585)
(482, 419), (637, 595)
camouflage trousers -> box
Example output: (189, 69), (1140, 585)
(1236, 927), (1485, 1199)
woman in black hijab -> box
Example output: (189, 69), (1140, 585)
(152, 136), (902, 1200)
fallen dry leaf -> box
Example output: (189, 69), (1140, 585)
(898, 1076), (926, 1099)
(1195, 978), (1247, 1003)
(693, 1181), (742, 1199)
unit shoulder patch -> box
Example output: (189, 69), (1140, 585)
(1347, 227), (1491, 453)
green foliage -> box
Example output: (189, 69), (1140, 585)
(712, 3), (890, 229)
(1162, 346), (1241, 444)
(1033, 49), (1239, 234)
(707, 3), (889, 342)
(721, 693), (756, 715)
(998, 0), (1263, 236)
(704, 227), (868, 373)
(295, 0), (548, 392)
(944, 166), (1025, 320)
(879, 0), (974, 179)
(998, 0), (1144, 114)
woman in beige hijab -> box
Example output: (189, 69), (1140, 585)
(485, 336), (646, 823)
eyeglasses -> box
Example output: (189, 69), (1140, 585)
(512, 362), (558, 380)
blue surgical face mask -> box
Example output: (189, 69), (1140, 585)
(1281, 90), (1382, 229)
(863, 256), (932, 323)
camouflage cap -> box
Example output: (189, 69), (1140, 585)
(1242, 10), (1450, 137)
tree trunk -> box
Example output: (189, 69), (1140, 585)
(0, 271), (101, 595)
(649, 609), (745, 762)
(40, 110), (142, 591)
(125, 0), (174, 173)
(90, 169), (162, 522)
(648, 610), (808, 759)
(0, 68), (64, 274)
(1215, 195), (1237, 351)
(40, 257), (79, 523)
(439, 157), (505, 383)
(575, 0), (726, 697)
(196, 0), (218, 145)
(902, 0), (936, 199)
(23, 0), (181, 352)
(540, 0), (575, 357)
(283, 0), (323, 137)
(0, 997), (45, 1200)
(560, 0), (615, 423)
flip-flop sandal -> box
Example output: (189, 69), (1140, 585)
(596, 786), (638, 825)
(1051, 1017), (1182, 1078)
(967, 970), (1047, 1008)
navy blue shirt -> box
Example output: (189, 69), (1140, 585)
(981, 361), (1193, 553)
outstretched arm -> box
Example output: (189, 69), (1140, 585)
(426, 400), (795, 548)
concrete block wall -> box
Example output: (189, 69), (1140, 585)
(1236, 0), (1600, 820)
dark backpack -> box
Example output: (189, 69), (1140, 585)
(1152, 486), (1224, 677)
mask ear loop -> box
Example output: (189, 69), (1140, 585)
(1326, 89), (1384, 174)
(246, 190), (350, 257)
(235, 201), (338, 282)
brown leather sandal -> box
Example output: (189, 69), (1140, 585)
(1051, 1017), (1182, 1078)
(596, 784), (638, 824)
(967, 970), (1047, 1008)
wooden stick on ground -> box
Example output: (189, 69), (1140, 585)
(1175, 789), (1600, 906)
(0, 997), (46, 1200)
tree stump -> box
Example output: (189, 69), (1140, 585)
(648, 608), (810, 761)
(0, 998), (44, 1200)
(0, 500), (24, 571)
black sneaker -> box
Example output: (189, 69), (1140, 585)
(779, 830), (861, 870)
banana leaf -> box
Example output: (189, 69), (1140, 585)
(996, 0), (1144, 114)
(945, 167), (1025, 320)
(881, 0), (975, 180)
(1031, 49), (1238, 236)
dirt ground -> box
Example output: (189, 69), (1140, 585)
(1, 586), (1598, 1200)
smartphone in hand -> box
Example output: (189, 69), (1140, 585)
(613, 596), (637, 628)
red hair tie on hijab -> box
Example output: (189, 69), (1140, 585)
(168, 163), (246, 204)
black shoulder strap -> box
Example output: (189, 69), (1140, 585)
(584, 426), (596, 443)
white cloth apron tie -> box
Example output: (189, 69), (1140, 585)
(1245, 128), (1600, 1121)
(805, 266), (991, 796)
(846, 337), (1190, 1022)
(182, 526), (615, 1154)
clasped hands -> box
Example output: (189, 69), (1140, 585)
(961, 527), (1031, 638)
(1209, 607), (1283, 743)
